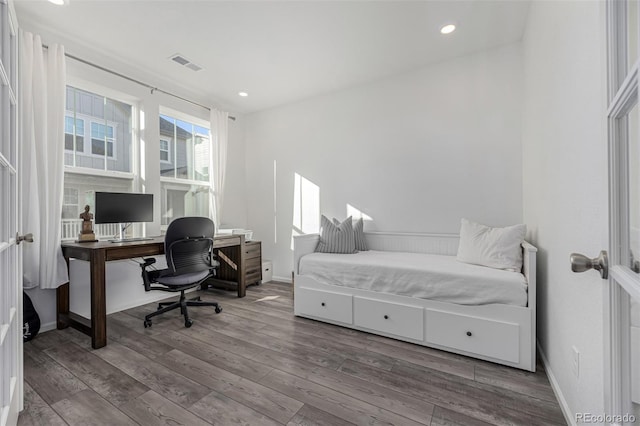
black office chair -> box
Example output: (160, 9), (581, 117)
(140, 217), (222, 328)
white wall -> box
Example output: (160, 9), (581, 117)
(522, 1), (607, 421)
(243, 44), (524, 280)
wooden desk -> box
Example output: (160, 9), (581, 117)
(58, 234), (245, 349)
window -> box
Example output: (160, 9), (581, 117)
(159, 114), (209, 181)
(159, 112), (211, 226)
(64, 86), (132, 172)
(160, 138), (170, 162)
(64, 116), (84, 152)
(62, 86), (135, 240)
(91, 122), (115, 157)
(62, 188), (79, 219)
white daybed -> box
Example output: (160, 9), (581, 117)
(293, 232), (537, 372)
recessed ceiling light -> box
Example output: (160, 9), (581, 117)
(440, 24), (456, 35)
(48, 0), (66, 5)
(238, 92), (248, 97)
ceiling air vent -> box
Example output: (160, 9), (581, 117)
(169, 53), (203, 72)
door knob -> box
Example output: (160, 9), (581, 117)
(570, 250), (608, 279)
(16, 232), (34, 245)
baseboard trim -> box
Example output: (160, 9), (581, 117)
(537, 341), (576, 426)
(271, 275), (292, 284)
(40, 321), (57, 333)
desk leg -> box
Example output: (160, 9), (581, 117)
(238, 243), (246, 298)
(90, 249), (107, 349)
(56, 283), (70, 329)
(57, 256), (71, 329)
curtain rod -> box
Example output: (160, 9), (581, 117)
(43, 44), (236, 121)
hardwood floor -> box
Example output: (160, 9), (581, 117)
(18, 281), (566, 426)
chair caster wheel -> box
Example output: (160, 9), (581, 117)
(144, 319), (152, 328)
(215, 306), (222, 314)
(185, 319), (193, 328)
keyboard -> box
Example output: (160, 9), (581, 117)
(108, 237), (155, 243)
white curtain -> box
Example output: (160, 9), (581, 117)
(20, 31), (69, 289)
(209, 108), (228, 228)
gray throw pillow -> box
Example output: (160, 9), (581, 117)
(316, 215), (356, 253)
(332, 217), (368, 251)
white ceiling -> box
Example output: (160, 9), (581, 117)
(14, 0), (531, 114)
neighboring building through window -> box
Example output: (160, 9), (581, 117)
(62, 86), (134, 240)
(159, 113), (211, 227)
(64, 116), (84, 152)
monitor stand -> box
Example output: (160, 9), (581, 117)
(108, 223), (153, 243)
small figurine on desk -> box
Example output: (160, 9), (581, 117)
(76, 205), (98, 243)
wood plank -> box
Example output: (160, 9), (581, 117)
(185, 323), (346, 370)
(287, 404), (356, 426)
(210, 322), (347, 370)
(242, 346), (434, 425)
(256, 322), (397, 371)
(188, 391), (282, 426)
(23, 344), (88, 405)
(43, 341), (149, 407)
(106, 315), (175, 359)
(258, 369), (425, 426)
(392, 360), (565, 424)
(158, 348), (303, 423)
(339, 359), (562, 426)
(474, 362), (558, 402)
(17, 382), (67, 426)
(120, 390), (211, 426)
(430, 406), (494, 426)
(93, 341), (211, 408)
(151, 328), (273, 382)
(27, 330), (70, 352)
(51, 389), (137, 426)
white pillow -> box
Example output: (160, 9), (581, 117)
(456, 219), (526, 272)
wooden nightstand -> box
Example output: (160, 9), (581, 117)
(244, 241), (262, 286)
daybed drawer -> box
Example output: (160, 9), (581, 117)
(425, 309), (519, 363)
(354, 297), (423, 341)
(296, 287), (353, 324)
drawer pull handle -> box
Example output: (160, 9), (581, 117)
(384, 315), (389, 320)
(321, 302), (325, 307)
(466, 331), (472, 337)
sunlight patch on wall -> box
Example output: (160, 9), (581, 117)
(347, 203), (373, 221)
(292, 172), (320, 250)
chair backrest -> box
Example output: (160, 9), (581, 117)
(164, 217), (215, 275)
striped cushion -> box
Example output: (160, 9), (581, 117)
(332, 217), (368, 251)
(316, 215), (356, 254)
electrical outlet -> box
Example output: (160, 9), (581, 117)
(572, 346), (580, 378)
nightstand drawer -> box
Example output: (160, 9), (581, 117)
(244, 242), (261, 259)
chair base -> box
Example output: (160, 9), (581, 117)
(143, 291), (222, 329)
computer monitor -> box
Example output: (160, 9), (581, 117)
(94, 192), (153, 241)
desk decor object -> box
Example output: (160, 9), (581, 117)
(76, 205), (98, 243)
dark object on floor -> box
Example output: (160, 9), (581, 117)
(23, 291), (41, 342)
(140, 217), (222, 328)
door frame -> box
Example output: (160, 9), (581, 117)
(605, 0), (640, 420)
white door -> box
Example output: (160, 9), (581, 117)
(0, 1), (22, 425)
(602, 0), (640, 423)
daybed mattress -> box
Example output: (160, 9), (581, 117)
(299, 250), (528, 307)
